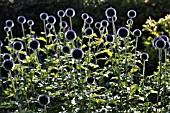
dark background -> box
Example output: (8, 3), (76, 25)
(1, 0), (170, 75)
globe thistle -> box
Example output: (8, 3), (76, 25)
(2, 59), (14, 71)
(46, 23), (53, 30)
(29, 39), (40, 50)
(62, 46), (70, 54)
(84, 27), (93, 36)
(18, 53), (26, 61)
(65, 8), (75, 17)
(57, 10), (65, 17)
(27, 19), (34, 26)
(17, 16), (26, 24)
(85, 16), (93, 25)
(152, 37), (162, 48)
(47, 15), (56, 25)
(5, 20), (14, 28)
(95, 22), (101, 29)
(86, 76), (94, 84)
(140, 52), (149, 61)
(61, 21), (68, 29)
(133, 29), (142, 37)
(101, 20), (109, 27)
(12, 41), (23, 51)
(81, 13), (89, 20)
(105, 7), (116, 18)
(127, 10), (136, 18)
(72, 48), (84, 60)
(155, 38), (166, 49)
(126, 18), (133, 25)
(3, 53), (12, 60)
(117, 27), (129, 38)
(106, 34), (114, 42)
(40, 12), (48, 20)
(65, 30), (77, 41)
(37, 94), (50, 106)
(4, 26), (10, 33)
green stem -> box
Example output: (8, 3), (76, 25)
(134, 36), (138, 65)
(69, 17), (73, 30)
(157, 49), (162, 106)
(10, 29), (13, 39)
(124, 37), (129, 112)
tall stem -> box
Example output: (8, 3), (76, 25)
(69, 17), (73, 30)
(157, 49), (162, 105)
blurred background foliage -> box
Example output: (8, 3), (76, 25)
(1, 0), (170, 75)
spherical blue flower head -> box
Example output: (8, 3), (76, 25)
(2, 59), (14, 71)
(127, 10), (136, 18)
(84, 27), (93, 36)
(13, 41), (23, 51)
(47, 15), (56, 25)
(105, 7), (116, 18)
(155, 38), (166, 49)
(117, 27), (129, 38)
(27, 20), (34, 26)
(65, 30), (77, 41)
(37, 94), (50, 106)
(133, 29), (142, 37)
(81, 13), (89, 20)
(17, 16), (26, 24)
(29, 39), (40, 50)
(65, 8), (75, 17)
(57, 10), (65, 17)
(40, 13), (48, 20)
(140, 52), (149, 61)
(101, 20), (109, 27)
(72, 48), (84, 60)
(95, 22), (101, 29)
(106, 34), (114, 42)
(6, 20), (14, 28)
(86, 76), (94, 84)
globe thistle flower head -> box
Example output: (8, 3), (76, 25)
(152, 37), (162, 48)
(65, 8), (75, 17)
(46, 23), (53, 30)
(126, 18), (133, 25)
(61, 21), (68, 29)
(127, 10), (136, 18)
(47, 15), (56, 25)
(6, 20), (14, 28)
(84, 27), (93, 36)
(65, 30), (77, 41)
(37, 94), (50, 106)
(133, 29), (142, 37)
(4, 26), (10, 33)
(95, 22), (101, 29)
(3, 53), (12, 60)
(106, 34), (114, 42)
(27, 19), (34, 26)
(29, 39), (40, 50)
(2, 59), (14, 71)
(105, 7), (116, 18)
(40, 12), (48, 20)
(86, 76), (95, 84)
(17, 16), (26, 24)
(140, 52), (149, 61)
(72, 48), (84, 60)
(155, 38), (166, 49)
(57, 10), (65, 17)
(85, 16), (93, 24)
(81, 13), (89, 20)
(62, 46), (70, 54)
(12, 41), (23, 51)
(117, 27), (129, 38)
(101, 20), (109, 27)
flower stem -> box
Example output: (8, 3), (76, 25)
(69, 17), (73, 30)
